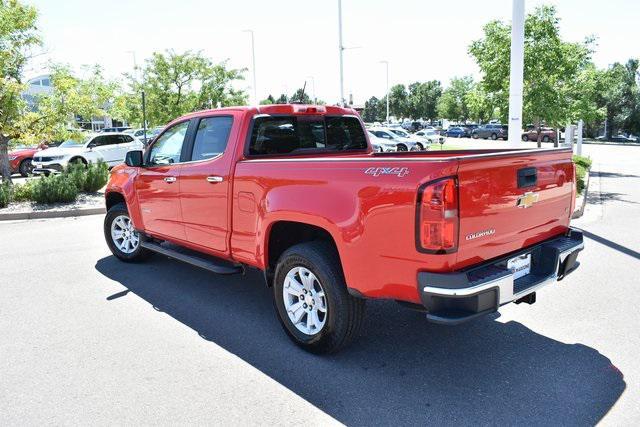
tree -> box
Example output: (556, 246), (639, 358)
(406, 80), (442, 121)
(465, 83), (496, 123)
(18, 64), (116, 145)
(437, 76), (474, 122)
(363, 96), (384, 122)
(469, 5), (593, 146)
(0, 0), (41, 182)
(259, 94), (276, 105)
(114, 50), (248, 127)
(388, 84), (409, 119)
(597, 59), (640, 138)
(275, 94), (288, 104)
(289, 88), (311, 104)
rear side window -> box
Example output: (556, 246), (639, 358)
(248, 116), (367, 156)
(191, 116), (233, 161)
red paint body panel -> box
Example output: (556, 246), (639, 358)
(9, 148), (38, 173)
(105, 105), (577, 305)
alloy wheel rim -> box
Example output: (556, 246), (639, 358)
(110, 214), (139, 254)
(282, 266), (327, 335)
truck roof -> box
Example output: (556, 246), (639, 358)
(176, 104), (358, 123)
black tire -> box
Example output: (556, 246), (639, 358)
(542, 135), (550, 142)
(472, 133), (479, 139)
(104, 202), (150, 262)
(19, 158), (33, 177)
(69, 157), (87, 167)
(490, 133), (498, 140)
(416, 143), (424, 151)
(273, 241), (366, 354)
(396, 144), (408, 152)
(522, 135), (529, 141)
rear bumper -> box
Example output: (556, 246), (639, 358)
(418, 228), (584, 324)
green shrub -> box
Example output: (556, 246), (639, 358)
(0, 183), (9, 208)
(65, 162), (87, 191)
(63, 161), (108, 193)
(11, 181), (34, 202)
(573, 155), (592, 170)
(83, 161), (109, 192)
(575, 163), (587, 194)
(572, 155), (591, 195)
(30, 174), (79, 204)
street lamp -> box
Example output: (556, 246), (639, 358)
(306, 76), (316, 104)
(243, 29), (258, 105)
(507, 0), (525, 145)
(338, 0), (345, 106)
(379, 60), (389, 123)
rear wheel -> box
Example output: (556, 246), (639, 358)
(490, 133), (498, 140)
(396, 144), (408, 152)
(416, 143), (424, 151)
(522, 135), (529, 141)
(104, 203), (150, 262)
(542, 135), (550, 142)
(19, 159), (33, 177)
(273, 241), (366, 354)
(472, 133), (479, 139)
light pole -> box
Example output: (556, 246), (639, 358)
(379, 60), (389, 123)
(306, 76), (316, 104)
(338, 0), (345, 106)
(243, 29), (257, 105)
(507, 0), (525, 146)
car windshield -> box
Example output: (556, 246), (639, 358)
(59, 139), (84, 148)
(390, 130), (408, 137)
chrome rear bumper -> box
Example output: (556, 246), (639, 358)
(418, 228), (584, 324)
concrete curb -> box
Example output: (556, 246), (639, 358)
(572, 169), (591, 219)
(0, 206), (105, 221)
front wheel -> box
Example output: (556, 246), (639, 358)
(396, 144), (408, 152)
(273, 241), (366, 354)
(472, 133), (479, 139)
(416, 143), (424, 151)
(104, 202), (150, 262)
(490, 133), (498, 140)
(19, 159), (33, 177)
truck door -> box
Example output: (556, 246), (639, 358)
(178, 115), (236, 255)
(135, 120), (191, 241)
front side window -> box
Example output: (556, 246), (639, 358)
(149, 121), (189, 165)
(191, 116), (233, 161)
(248, 116), (366, 156)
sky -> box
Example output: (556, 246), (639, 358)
(25, 0), (640, 105)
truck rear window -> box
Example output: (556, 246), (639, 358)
(248, 115), (367, 156)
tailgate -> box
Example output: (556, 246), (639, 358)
(455, 148), (574, 269)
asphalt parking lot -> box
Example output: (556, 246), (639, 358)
(1, 143), (638, 425)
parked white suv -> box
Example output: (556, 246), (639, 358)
(32, 133), (143, 174)
(369, 128), (424, 151)
(367, 130), (397, 152)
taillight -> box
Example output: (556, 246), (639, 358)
(416, 177), (459, 254)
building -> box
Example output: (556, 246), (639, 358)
(22, 74), (126, 132)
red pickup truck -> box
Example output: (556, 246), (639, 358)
(104, 104), (583, 353)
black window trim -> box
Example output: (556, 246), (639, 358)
(243, 113), (369, 158)
(182, 114), (235, 164)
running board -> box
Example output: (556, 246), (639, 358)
(140, 241), (243, 275)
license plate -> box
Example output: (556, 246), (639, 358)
(507, 253), (531, 279)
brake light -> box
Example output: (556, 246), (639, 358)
(416, 177), (459, 253)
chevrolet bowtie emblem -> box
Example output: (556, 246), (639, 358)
(517, 192), (539, 208)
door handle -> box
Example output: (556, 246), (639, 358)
(164, 176), (177, 183)
(206, 176), (223, 183)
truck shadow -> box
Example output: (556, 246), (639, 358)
(95, 256), (625, 425)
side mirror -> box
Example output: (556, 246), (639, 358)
(125, 150), (144, 167)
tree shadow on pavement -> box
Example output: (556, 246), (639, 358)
(95, 256), (625, 425)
